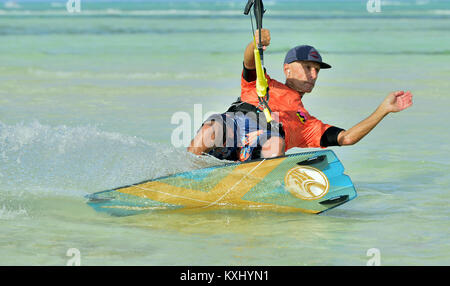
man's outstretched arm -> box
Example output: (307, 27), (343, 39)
(337, 91), (413, 146)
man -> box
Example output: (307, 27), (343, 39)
(188, 29), (413, 161)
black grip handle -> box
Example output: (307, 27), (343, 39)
(296, 155), (327, 166)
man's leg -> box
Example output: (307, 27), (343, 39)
(235, 111), (286, 161)
(260, 136), (285, 158)
(187, 121), (221, 155)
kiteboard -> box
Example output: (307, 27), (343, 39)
(86, 150), (357, 216)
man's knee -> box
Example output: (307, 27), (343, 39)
(260, 136), (285, 158)
(187, 121), (224, 154)
(204, 121), (225, 147)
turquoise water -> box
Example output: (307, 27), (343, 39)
(0, 0), (449, 265)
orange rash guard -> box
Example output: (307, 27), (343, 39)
(240, 72), (333, 151)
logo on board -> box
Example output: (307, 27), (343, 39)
(284, 166), (329, 200)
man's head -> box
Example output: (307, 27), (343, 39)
(283, 45), (331, 94)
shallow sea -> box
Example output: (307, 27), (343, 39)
(0, 0), (449, 265)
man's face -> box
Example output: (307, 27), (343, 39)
(284, 61), (321, 94)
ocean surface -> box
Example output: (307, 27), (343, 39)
(0, 0), (449, 265)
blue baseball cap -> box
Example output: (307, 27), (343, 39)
(284, 45), (331, 69)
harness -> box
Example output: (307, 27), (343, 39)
(226, 98), (285, 139)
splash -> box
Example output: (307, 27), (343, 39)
(0, 120), (222, 198)
(0, 205), (28, 220)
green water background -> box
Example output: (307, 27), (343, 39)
(0, 0), (449, 265)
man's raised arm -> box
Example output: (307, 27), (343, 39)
(244, 29), (271, 70)
(337, 91), (413, 146)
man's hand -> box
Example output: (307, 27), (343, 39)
(244, 29), (271, 69)
(337, 90), (414, 146)
(254, 28), (271, 51)
(380, 90), (413, 114)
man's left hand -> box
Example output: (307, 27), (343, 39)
(381, 90), (413, 114)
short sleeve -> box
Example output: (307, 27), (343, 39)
(242, 63), (257, 82)
(320, 126), (345, 147)
(298, 115), (333, 148)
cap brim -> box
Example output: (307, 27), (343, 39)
(319, 62), (332, 69)
(303, 59), (332, 69)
